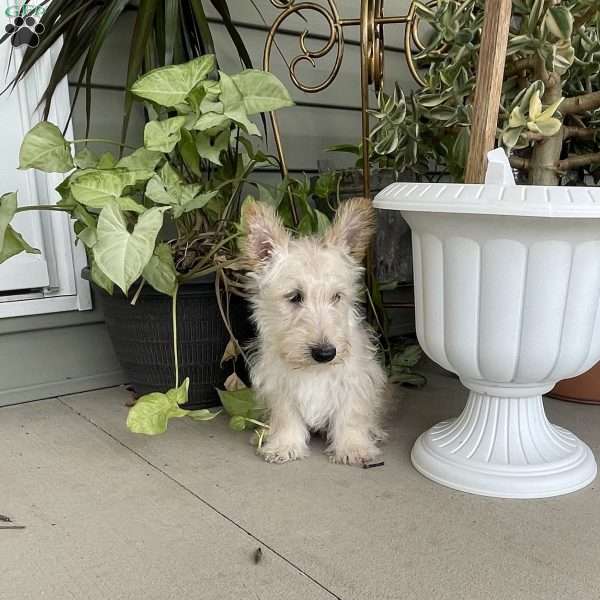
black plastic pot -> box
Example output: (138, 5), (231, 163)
(88, 271), (252, 409)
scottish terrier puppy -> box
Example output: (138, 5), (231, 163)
(242, 197), (386, 465)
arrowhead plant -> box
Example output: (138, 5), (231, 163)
(0, 56), (300, 427)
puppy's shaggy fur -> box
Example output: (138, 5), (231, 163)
(242, 197), (387, 465)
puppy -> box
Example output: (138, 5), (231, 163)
(242, 197), (386, 465)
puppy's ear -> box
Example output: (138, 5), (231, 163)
(241, 200), (289, 268)
(324, 197), (376, 261)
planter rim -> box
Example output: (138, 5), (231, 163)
(374, 182), (600, 218)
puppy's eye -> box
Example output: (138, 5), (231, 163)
(332, 292), (342, 304)
(288, 291), (303, 304)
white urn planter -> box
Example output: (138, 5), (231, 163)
(374, 181), (600, 498)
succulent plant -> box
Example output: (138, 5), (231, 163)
(346, 0), (600, 186)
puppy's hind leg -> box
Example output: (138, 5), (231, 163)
(259, 401), (310, 464)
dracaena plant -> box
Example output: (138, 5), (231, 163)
(338, 0), (600, 186)
(0, 0), (254, 140)
(0, 54), (296, 419)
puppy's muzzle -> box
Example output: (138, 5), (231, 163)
(310, 344), (337, 364)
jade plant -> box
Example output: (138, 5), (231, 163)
(339, 0), (600, 186)
(0, 54), (300, 428)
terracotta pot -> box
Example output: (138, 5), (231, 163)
(549, 362), (600, 404)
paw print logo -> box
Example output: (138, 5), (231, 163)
(5, 15), (45, 48)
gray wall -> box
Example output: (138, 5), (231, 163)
(0, 306), (124, 406)
(0, 1), (416, 405)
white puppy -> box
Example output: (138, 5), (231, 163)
(242, 197), (387, 465)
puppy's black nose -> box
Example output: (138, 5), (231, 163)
(311, 344), (336, 363)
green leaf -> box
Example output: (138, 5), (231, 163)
(74, 148), (99, 169)
(93, 202), (168, 294)
(545, 6), (573, 40)
(314, 209), (330, 234)
(0, 226), (40, 264)
(178, 129), (201, 177)
(121, 0), (161, 146)
(229, 415), (247, 431)
(326, 143), (361, 155)
(142, 242), (178, 296)
(90, 258), (113, 295)
(0, 192), (18, 249)
(97, 152), (117, 169)
(144, 116), (187, 152)
(180, 189), (218, 213)
(188, 409), (221, 421)
(517, 81), (545, 113)
(391, 345), (423, 368)
(77, 226), (97, 248)
(145, 174), (178, 205)
(502, 126), (524, 149)
(126, 378), (191, 435)
(126, 377), (221, 434)
(145, 169), (215, 216)
(208, 0), (253, 69)
(231, 69), (294, 115)
(196, 129), (230, 165)
(192, 112), (231, 132)
(529, 90), (543, 121)
(73, 204), (97, 229)
(116, 196), (146, 214)
(217, 387), (264, 421)
(508, 107), (527, 128)
(116, 147), (163, 171)
(0, 192), (40, 263)
(219, 71), (260, 136)
(527, 117), (562, 137)
(18, 121), (74, 173)
(539, 97), (564, 121)
(71, 170), (138, 208)
(388, 371), (427, 387)
(130, 55), (216, 107)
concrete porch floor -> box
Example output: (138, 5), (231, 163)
(1, 369), (600, 600)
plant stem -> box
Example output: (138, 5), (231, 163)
(557, 152), (600, 171)
(510, 156), (530, 170)
(528, 62), (563, 185)
(561, 91), (600, 115)
(69, 138), (137, 150)
(563, 126), (599, 141)
(172, 285), (179, 388)
(15, 205), (70, 213)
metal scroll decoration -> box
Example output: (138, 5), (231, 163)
(263, 0), (428, 199)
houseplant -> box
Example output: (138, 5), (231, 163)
(0, 54), (295, 409)
(379, 2), (600, 401)
(410, 0), (600, 402)
(375, 0), (600, 497)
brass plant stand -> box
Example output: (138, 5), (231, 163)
(262, 0), (428, 199)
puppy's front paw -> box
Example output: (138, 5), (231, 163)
(331, 444), (381, 466)
(259, 442), (308, 464)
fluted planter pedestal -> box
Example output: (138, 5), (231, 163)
(412, 392), (595, 499)
(375, 182), (600, 498)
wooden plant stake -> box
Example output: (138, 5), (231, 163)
(464, 0), (513, 184)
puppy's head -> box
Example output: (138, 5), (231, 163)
(242, 197), (376, 368)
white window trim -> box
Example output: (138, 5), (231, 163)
(0, 23), (92, 319)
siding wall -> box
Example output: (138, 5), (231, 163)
(0, 1), (416, 405)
